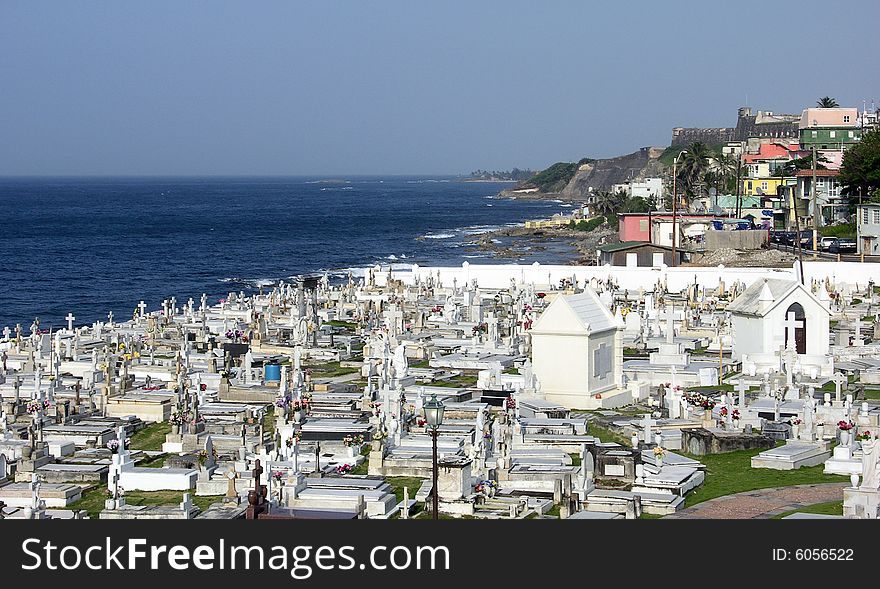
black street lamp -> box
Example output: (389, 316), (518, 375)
(423, 393), (445, 519)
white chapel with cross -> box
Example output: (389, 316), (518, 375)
(726, 278), (832, 377)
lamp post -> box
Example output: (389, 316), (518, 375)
(423, 393), (445, 520)
(671, 150), (688, 267)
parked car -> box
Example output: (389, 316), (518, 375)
(819, 236), (838, 251)
(799, 230), (816, 250)
(828, 238), (857, 254)
(773, 231), (797, 246)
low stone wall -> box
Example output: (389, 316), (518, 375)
(703, 229), (768, 250)
(682, 428), (775, 455)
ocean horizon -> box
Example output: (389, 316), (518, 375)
(0, 176), (574, 330)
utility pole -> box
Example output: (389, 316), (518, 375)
(735, 145), (743, 218)
(812, 144), (819, 258)
(671, 150), (687, 268)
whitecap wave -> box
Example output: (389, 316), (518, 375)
(422, 232), (456, 239)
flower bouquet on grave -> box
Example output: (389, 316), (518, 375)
(857, 430), (872, 442)
(791, 418), (802, 426)
(26, 400), (50, 414)
(838, 420), (855, 431)
(335, 463), (353, 475)
(505, 395), (517, 412)
(474, 480), (497, 497)
(271, 470), (284, 483)
(106, 439), (121, 453)
(343, 434), (365, 448)
(720, 407), (729, 418)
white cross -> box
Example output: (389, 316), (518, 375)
(640, 413), (657, 444)
(138, 301), (147, 317)
(832, 372), (847, 402)
(782, 311), (803, 351)
(107, 311), (114, 325)
(65, 313), (76, 331)
(736, 378), (749, 408)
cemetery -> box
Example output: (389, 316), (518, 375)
(1, 262), (879, 520)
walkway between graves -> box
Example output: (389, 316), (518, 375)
(664, 482), (848, 519)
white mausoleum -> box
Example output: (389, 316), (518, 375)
(529, 288), (626, 409)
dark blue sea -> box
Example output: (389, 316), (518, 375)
(0, 177), (575, 330)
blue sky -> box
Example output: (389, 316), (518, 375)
(1, 1), (878, 175)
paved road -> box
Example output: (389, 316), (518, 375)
(665, 482), (848, 519)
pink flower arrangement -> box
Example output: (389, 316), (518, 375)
(838, 420), (855, 431)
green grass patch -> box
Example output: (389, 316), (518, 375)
(569, 453), (581, 467)
(325, 320), (358, 330)
(772, 500), (843, 519)
(349, 446), (372, 475)
(432, 374), (479, 388)
(686, 384), (734, 393)
(138, 453), (168, 468)
(863, 389), (880, 400)
(128, 422), (171, 451)
(639, 512), (664, 519)
(385, 476), (427, 503)
(262, 411), (276, 435)
(306, 361), (360, 378)
(69, 486), (224, 519)
(587, 422), (632, 447)
(681, 447), (849, 508)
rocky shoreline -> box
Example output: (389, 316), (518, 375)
(464, 224), (618, 265)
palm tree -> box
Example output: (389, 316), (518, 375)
(676, 143), (711, 199)
(817, 96), (839, 108)
(592, 190), (624, 217)
(712, 153), (738, 194)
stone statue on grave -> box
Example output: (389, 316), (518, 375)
(861, 439), (879, 490)
(392, 343), (408, 380)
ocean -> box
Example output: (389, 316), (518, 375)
(0, 176), (574, 330)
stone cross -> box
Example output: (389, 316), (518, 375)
(138, 301), (147, 319)
(736, 378), (749, 409)
(65, 313), (76, 332)
(832, 372), (847, 403)
(640, 413), (657, 444)
(782, 311), (803, 351)
(180, 492), (192, 514)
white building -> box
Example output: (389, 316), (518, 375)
(529, 288), (627, 409)
(726, 278), (832, 377)
(856, 204), (880, 255)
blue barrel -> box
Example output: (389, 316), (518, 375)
(264, 363), (281, 382)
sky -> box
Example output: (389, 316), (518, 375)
(1, 0), (878, 176)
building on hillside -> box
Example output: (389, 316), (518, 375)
(529, 289), (628, 409)
(856, 204), (880, 255)
(799, 108), (862, 149)
(795, 168), (847, 225)
(610, 177), (664, 201)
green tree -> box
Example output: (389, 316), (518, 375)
(592, 190), (625, 216)
(817, 96), (839, 108)
(773, 153), (829, 178)
(676, 142), (712, 199)
(839, 129), (880, 202)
